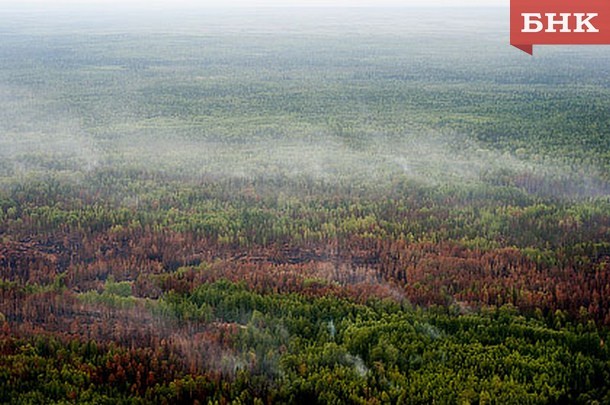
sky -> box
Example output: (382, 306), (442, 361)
(1, 0), (505, 8)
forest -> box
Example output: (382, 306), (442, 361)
(1, 6), (610, 404)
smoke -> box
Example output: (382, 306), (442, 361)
(77, 128), (610, 202)
(415, 321), (442, 340)
(328, 319), (336, 338)
(0, 84), (100, 183)
(1, 8), (607, 203)
(345, 353), (368, 377)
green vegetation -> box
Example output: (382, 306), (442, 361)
(1, 6), (610, 404)
(2, 282), (609, 403)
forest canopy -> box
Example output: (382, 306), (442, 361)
(1, 6), (610, 404)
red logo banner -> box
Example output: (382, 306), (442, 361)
(510, 0), (610, 54)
